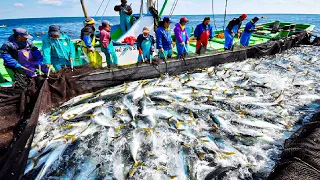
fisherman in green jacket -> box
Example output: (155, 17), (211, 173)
(42, 25), (75, 70)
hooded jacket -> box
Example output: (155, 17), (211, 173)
(99, 26), (111, 49)
(174, 23), (190, 43)
(42, 33), (75, 65)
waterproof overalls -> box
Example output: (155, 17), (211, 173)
(99, 27), (118, 67)
(0, 36), (48, 77)
(240, 21), (256, 46)
(137, 34), (155, 62)
(174, 23), (190, 57)
(119, 4), (132, 34)
(224, 18), (242, 50)
(81, 25), (102, 68)
(156, 26), (172, 59)
(13, 42), (48, 77)
(194, 23), (214, 54)
(42, 33), (75, 70)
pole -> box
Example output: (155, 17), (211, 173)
(80, 0), (89, 18)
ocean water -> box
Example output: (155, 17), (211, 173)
(0, 14), (319, 45)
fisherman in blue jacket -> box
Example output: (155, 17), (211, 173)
(137, 26), (155, 63)
(194, 17), (214, 54)
(224, 14), (247, 50)
(156, 17), (173, 60)
(240, 17), (259, 47)
(0, 28), (48, 77)
(42, 25), (76, 70)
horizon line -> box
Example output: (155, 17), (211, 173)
(0, 13), (319, 20)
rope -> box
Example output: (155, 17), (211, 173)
(223, 0), (228, 31)
(212, 0), (217, 31)
(169, 0), (179, 17)
(94, 0), (105, 18)
(100, 0), (112, 21)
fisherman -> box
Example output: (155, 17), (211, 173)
(99, 20), (118, 68)
(81, 17), (102, 67)
(194, 17), (214, 55)
(156, 17), (173, 60)
(114, 0), (133, 34)
(42, 25), (75, 70)
(174, 17), (190, 57)
(136, 27), (155, 63)
(0, 28), (48, 77)
(240, 17), (260, 47)
(224, 14), (247, 50)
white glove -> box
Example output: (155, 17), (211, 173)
(181, 42), (185, 46)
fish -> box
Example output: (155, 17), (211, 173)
(35, 142), (70, 180)
(62, 101), (105, 120)
(61, 93), (93, 107)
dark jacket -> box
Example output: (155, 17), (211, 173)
(226, 18), (242, 33)
(0, 35), (42, 68)
(136, 34), (155, 51)
(81, 25), (96, 47)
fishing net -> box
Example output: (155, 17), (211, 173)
(267, 112), (320, 180)
(0, 31), (315, 179)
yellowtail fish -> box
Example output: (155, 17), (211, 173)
(62, 101), (105, 120)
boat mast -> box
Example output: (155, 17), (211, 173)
(80, 0), (89, 18)
(159, 0), (168, 17)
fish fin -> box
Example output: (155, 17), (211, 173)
(83, 114), (95, 117)
(129, 162), (145, 177)
(176, 121), (184, 128)
(59, 124), (73, 129)
(197, 153), (205, 159)
(170, 176), (178, 179)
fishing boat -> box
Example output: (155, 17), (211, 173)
(0, 0), (316, 87)
(0, 25), (6, 28)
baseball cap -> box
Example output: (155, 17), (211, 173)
(163, 16), (173, 23)
(240, 14), (248, 20)
(102, 20), (111, 26)
(48, 25), (60, 35)
(180, 17), (189, 22)
(142, 27), (150, 33)
(13, 28), (33, 39)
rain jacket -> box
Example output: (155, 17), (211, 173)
(156, 26), (172, 50)
(194, 23), (214, 41)
(240, 21), (256, 46)
(174, 23), (190, 43)
(0, 35), (43, 69)
(42, 33), (75, 69)
(99, 26), (111, 49)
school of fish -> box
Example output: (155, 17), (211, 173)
(24, 46), (320, 180)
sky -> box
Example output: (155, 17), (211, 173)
(0, 0), (319, 19)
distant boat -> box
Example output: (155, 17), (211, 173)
(0, 25), (7, 28)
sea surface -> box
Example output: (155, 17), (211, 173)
(0, 14), (319, 44)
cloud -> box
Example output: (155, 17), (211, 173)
(37, 0), (63, 6)
(14, 3), (24, 7)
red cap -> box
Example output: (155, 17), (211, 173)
(180, 17), (189, 22)
(241, 14), (247, 20)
